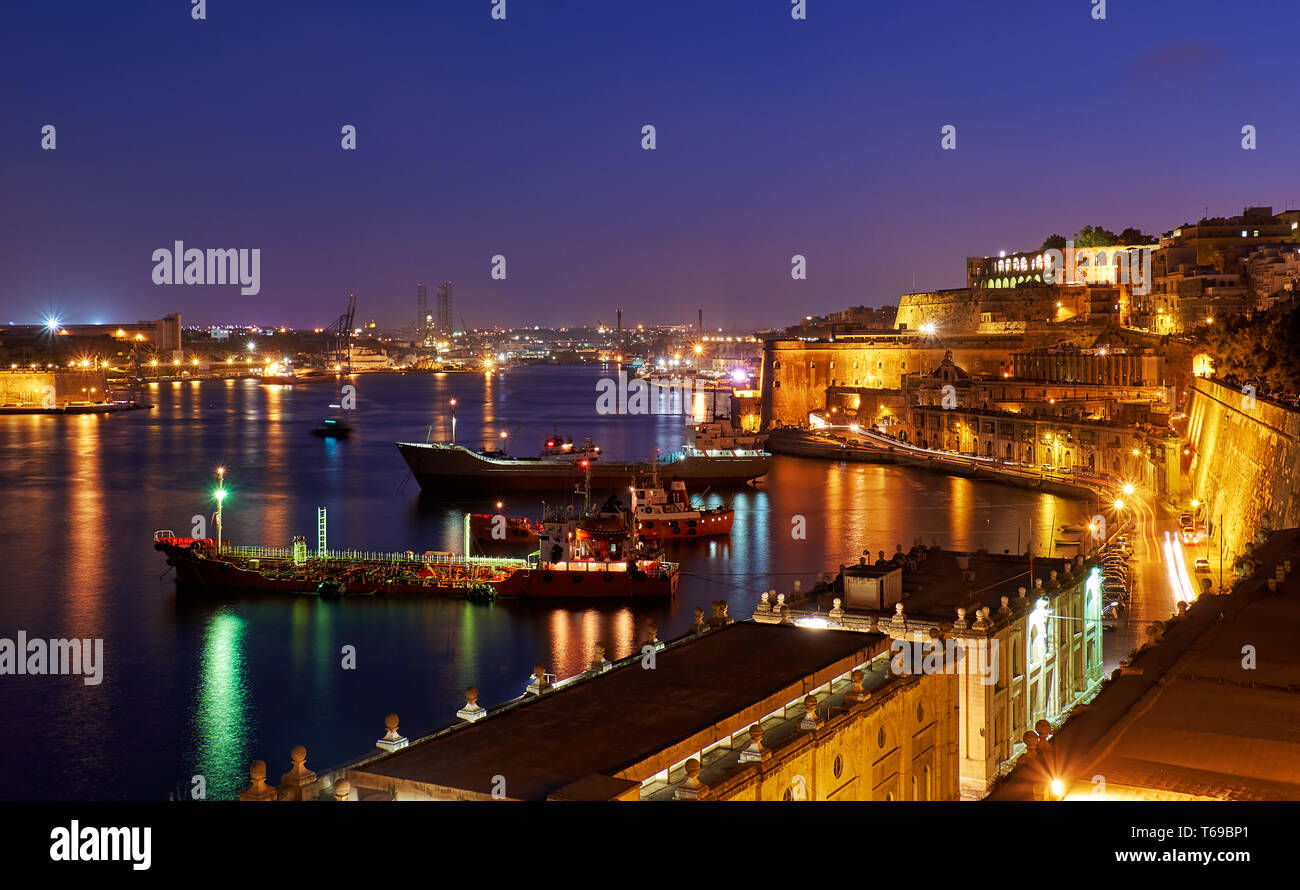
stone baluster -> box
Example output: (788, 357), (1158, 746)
(844, 669), (869, 705)
(333, 779), (352, 801)
(526, 662), (552, 696)
(829, 597), (844, 621)
(674, 758), (708, 800)
(799, 694), (822, 731)
(587, 642), (610, 673)
(238, 760), (277, 801)
(277, 746), (318, 801)
(377, 713), (409, 751)
(457, 687), (487, 722)
(739, 723), (770, 763)
(642, 622), (664, 651)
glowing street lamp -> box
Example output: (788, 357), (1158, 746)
(1113, 499), (1125, 512)
(449, 398), (457, 445)
(1122, 483), (1135, 496)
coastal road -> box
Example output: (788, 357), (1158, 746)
(1103, 488), (1208, 671)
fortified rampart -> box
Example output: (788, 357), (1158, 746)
(894, 287), (1084, 333)
(1184, 377), (1300, 561)
(761, 327), (1108, 428)
(0, 370), (111, 406)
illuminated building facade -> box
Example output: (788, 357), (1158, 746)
(755, 548), (1105, 799)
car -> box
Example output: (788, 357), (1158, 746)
(1181, 527), (1198, 544)
(1194, 558), (1211, 573)
(1101, 602), (1121, 630)
(1179, 513), (1192, 526)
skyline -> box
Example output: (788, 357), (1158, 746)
(3, 0), (1299, 329)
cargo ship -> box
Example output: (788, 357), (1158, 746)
(154, 471), (677, 599)
(397, 420), (771, 495)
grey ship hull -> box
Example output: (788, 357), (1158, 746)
(397, 442), (772, 495)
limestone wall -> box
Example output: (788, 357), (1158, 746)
(1184, 378), (1300, 561)
(0, 370), (110, 406)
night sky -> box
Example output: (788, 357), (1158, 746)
(2, 0), (1296, 330)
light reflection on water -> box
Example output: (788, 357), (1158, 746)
(0, 366), (1087, 799)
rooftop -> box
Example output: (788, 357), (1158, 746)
(351, 622), (889, 800)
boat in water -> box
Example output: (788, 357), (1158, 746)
(631, 474), (734, 539)
(397, 419), (771, 495)
(312, 413), (351, 438)
(153, 468), (677, 599)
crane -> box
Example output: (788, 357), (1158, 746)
(326, 293), (357, 373)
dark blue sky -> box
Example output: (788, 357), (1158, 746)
(2, 0), (1296, 330)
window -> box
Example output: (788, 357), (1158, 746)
(877, 726), (886, 748)
(833, 755), (843, 779)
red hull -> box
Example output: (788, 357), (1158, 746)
(636, 510), (734, 539)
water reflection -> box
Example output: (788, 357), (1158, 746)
(194, 610), (251, 800)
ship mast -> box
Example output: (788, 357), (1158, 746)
(214, 466), (227, 551)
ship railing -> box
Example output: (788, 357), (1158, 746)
(218, 545), (532, 568)
(153, 529), (177, 541)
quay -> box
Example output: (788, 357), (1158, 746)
(766, 425), (1113, 498)
(0, 399), (152, 415)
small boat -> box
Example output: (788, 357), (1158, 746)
(312, 416), (351, 438)
(632, 477), (734, 539)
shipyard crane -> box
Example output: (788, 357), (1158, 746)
(326, 293), (357, 373)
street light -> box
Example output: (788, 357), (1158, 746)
(449, 398), (457, 445)
(1122, 483), (1135, 496)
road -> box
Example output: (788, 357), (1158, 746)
(1102, 488), (1226, 672)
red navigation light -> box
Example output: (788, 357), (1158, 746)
(546, 440), (554, 448)
(580, 459), (589, 467)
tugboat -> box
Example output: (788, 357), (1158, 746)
(631, 465), (734, 539)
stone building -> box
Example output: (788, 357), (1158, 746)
(334, 622), (959, 802)
(991, 531), (1300, 801)
(754, 546), (1105, 798)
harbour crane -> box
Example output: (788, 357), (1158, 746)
(326, 293), (357, 373)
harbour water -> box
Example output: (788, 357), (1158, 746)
(0, 366), (1090, 800)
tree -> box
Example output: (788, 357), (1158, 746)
(1196, 302), (1300, 394)
(1072, 226), (1120, 247)
(1117, 227), (1158, 245)
(1040, 234), (1067, 251)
